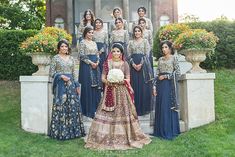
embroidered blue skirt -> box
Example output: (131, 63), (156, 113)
(49, 74), (86, 140)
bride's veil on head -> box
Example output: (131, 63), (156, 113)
(103, 43), (126, 72)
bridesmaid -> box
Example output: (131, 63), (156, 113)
(109, 7), (128, 33)
(77, 9), (95, 43)
(153, 40), (181, 140)
(132, 6), (153, 33)
(128, 25), (154, 116)
(79, 26), (102, 118)
(138, 17), (154, 70)
(49, 39), (85, 140)
(93, 18), (108, 72)
(110, 17), (129, 58)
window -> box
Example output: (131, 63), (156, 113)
(54, 18), (64, 29)
(160, 15), (170, 27)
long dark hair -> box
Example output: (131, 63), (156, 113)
(94, 18), (103, 30)
(138, 17), (146, 25)
(112, 7), (122, 18)
(115, 17), (123, 25)
(57, 39), (71, 55)
(82, 9), (95, 26)
(137, 6), (146, 14)
(82, 26), (93, 38)
(132, 25), (143, 39)
(111, 43), (124, 55)
(160, 40), (175, 55)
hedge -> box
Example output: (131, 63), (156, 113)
(0, 29), (38, 80)
(153, 20), (235, 69)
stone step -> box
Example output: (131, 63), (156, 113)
(82, 116), (186, 134)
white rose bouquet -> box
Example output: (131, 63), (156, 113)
(107, 69), (124, 83)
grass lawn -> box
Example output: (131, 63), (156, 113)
(0, 69), (235, 157)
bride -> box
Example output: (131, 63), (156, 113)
(84, 43), (151, 150)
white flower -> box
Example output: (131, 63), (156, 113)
(107, 69), (124, 83)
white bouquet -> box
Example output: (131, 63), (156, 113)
(107, 69), (124, 83)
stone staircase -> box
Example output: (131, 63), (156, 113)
(82, 113), (186, 134)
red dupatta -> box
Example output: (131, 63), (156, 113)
(102, 53), (134, 111)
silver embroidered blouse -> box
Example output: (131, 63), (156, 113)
(79, 40), (99, 64)
(49, 54), (78, 81)
(110, 29), (129, 45)
(93, 29), (109, 45)
(127, 39), (150, 56)
(143, 29), (153, 48)
(156, 55), (181, 78)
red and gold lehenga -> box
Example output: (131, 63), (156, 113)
(85, 59), (151, 150)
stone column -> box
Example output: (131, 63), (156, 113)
(67, 0), (73, 34)
(95, 0), (101, 18)
(151, 0), (157, 33)
(179, 73), (216, 130)
(20, 76), (51, 134)
(123, 0), (129, 21)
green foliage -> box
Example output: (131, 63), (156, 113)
(0, 29), (38, 80)
(159, 23), (190, 42)
(0, 0), (45, 30)
(174, 29), (218, 51)
(1, 69), (235, 156)
(153, 20), (235, 69)
(187, 20), (235, 69)
(20, 27), (72, 55)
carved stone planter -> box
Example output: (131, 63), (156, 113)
(29, 53), (51, 76)
(179, 49), (212, 73)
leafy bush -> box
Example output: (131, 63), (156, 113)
(20, 27), (72, 55)
(159, 23), (190, 42)
(153, 19), (235, 69)
(174, 29), (218, 51)
(0, 29), (38, 80)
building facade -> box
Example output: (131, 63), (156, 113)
(46, 0), (178, 44)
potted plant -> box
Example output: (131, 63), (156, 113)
(20, 27), (72, 75)
(174, 29), (219, 73)
(159, 23), (190, 42)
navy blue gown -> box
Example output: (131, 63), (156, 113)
(79, 40), (102, 118)
(153, 55), (181, 140)
(128, 39), (154, 116)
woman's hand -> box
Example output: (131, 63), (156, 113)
(91, 62), (98, 69)
(136, 64), (142, 71)
(98, 51), (102, 55)
(152, 87), (157, 96)
(159, 75), (166, 80)
(132, 63), (142, 71)
(61, 75), (70, 82)
(76, 87), (80, 95)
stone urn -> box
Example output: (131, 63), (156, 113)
(29, 53), (52, 76)
(179, 49), (212, 73)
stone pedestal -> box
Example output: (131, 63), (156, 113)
(179, 73), (215, 130)
(20, 76), (50, 134)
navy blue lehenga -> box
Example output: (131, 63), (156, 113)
(153, 55), (180, 140)
(49, 55), (85, 140)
